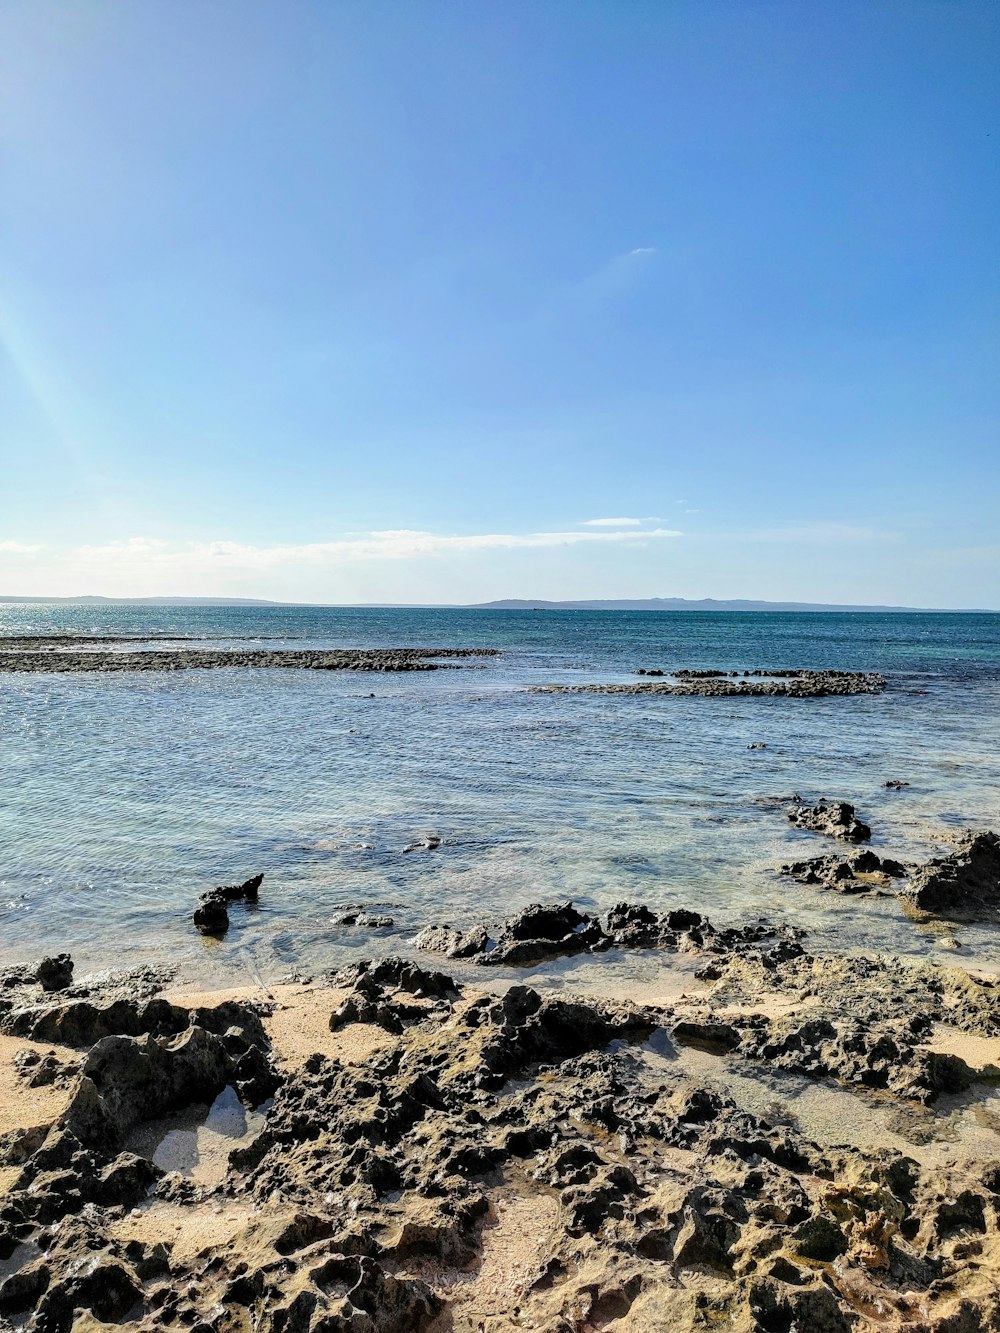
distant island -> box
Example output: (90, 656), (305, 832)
(469, 597), (994, 612)
(0, 595), (993, 612)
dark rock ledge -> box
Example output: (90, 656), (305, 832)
(531, 668), (886, 698)
(0, 646), (500, 674)
(0, 904), (998, 1331)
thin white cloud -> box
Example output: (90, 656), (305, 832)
(0, 541), (42, 554)
(581, 517), (644, 527)
(1, 527), (685, 598)
(71, 526), (683, 572)
(573, 247), (659, 301)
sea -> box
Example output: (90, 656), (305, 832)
(1, 604), (998, 987)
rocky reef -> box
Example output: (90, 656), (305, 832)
(1, 900), (998, 1332)
(776, 806), (1000, 921)
(531, 669), (886, 698)
(0, 645), (500, 674)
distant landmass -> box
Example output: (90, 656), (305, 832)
(469, 597), (991, 612)
(0, 594), (993, 612)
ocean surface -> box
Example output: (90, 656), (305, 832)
(1, 605), (998, 987)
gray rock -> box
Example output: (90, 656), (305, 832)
(787, 799), (871, 841)
(903, 830), (1000, 920)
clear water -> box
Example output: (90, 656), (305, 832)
(1, 605), (998, 986)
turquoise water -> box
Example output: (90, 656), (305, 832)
(1, 605), (998, 984)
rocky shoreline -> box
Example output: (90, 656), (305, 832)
(0, 645), (500, 674)
(1, 886), (999, 1332)
(532, 669), (886, 698)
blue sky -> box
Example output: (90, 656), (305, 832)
(1, 0), (998, 605)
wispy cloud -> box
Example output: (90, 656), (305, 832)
(72, 526), (683, 570)
(0, 541), (42, 554)
(1, 527), (684, 597)
(572, 246), (659, 302)
(581, 517), (644, 527)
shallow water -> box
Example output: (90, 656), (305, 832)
(636, 1034), (1000, 1173)
(126, 1085), (267, 1186)
(0, 606), (997, 984)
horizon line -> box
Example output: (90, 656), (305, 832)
(0, 595), (995, 613)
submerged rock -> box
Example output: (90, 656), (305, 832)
(903, 830), (1000, 920)
(332, 910), (395, 928)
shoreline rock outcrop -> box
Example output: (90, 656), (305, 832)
(1, 900), (999, 1331)
(415, 900), (806, 970)
(903, 830), (1000, 921)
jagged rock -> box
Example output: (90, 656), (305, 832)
(3, 911), (1000, 1332)
(213, 871), (263, 903)
(337, 956), (458, 999)
(64, 1027), (236, 1148)
(885, 779), (911, 789)
(193, 897), (229, 936)
(673, 1020), (741, 1053)
(1, 992), (270, 1048)
(13, 1048), (75, 1088)
(36, 955), (73, 993)
(415, 900), (803, 972)
(192, 872), (264, 936)
(903, 831), (1000, 919)
(780, 848), (907, 892)
(32, 1254), (142, 1329)
(414, 923), (489, 958)
(787, 799), (871, 841)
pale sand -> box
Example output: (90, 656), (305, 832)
(109, 1198), (260, 1263)
(166, 981), (400, 1069)
(421, 1192), (563, 1332)
(927, 1023), (1000, 1074)
(0, 1032), (77, 1137)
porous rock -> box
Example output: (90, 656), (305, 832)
(787, 799), (872, 841)
(903, 830), (1000, 920)
(780, 848), (907, 893)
